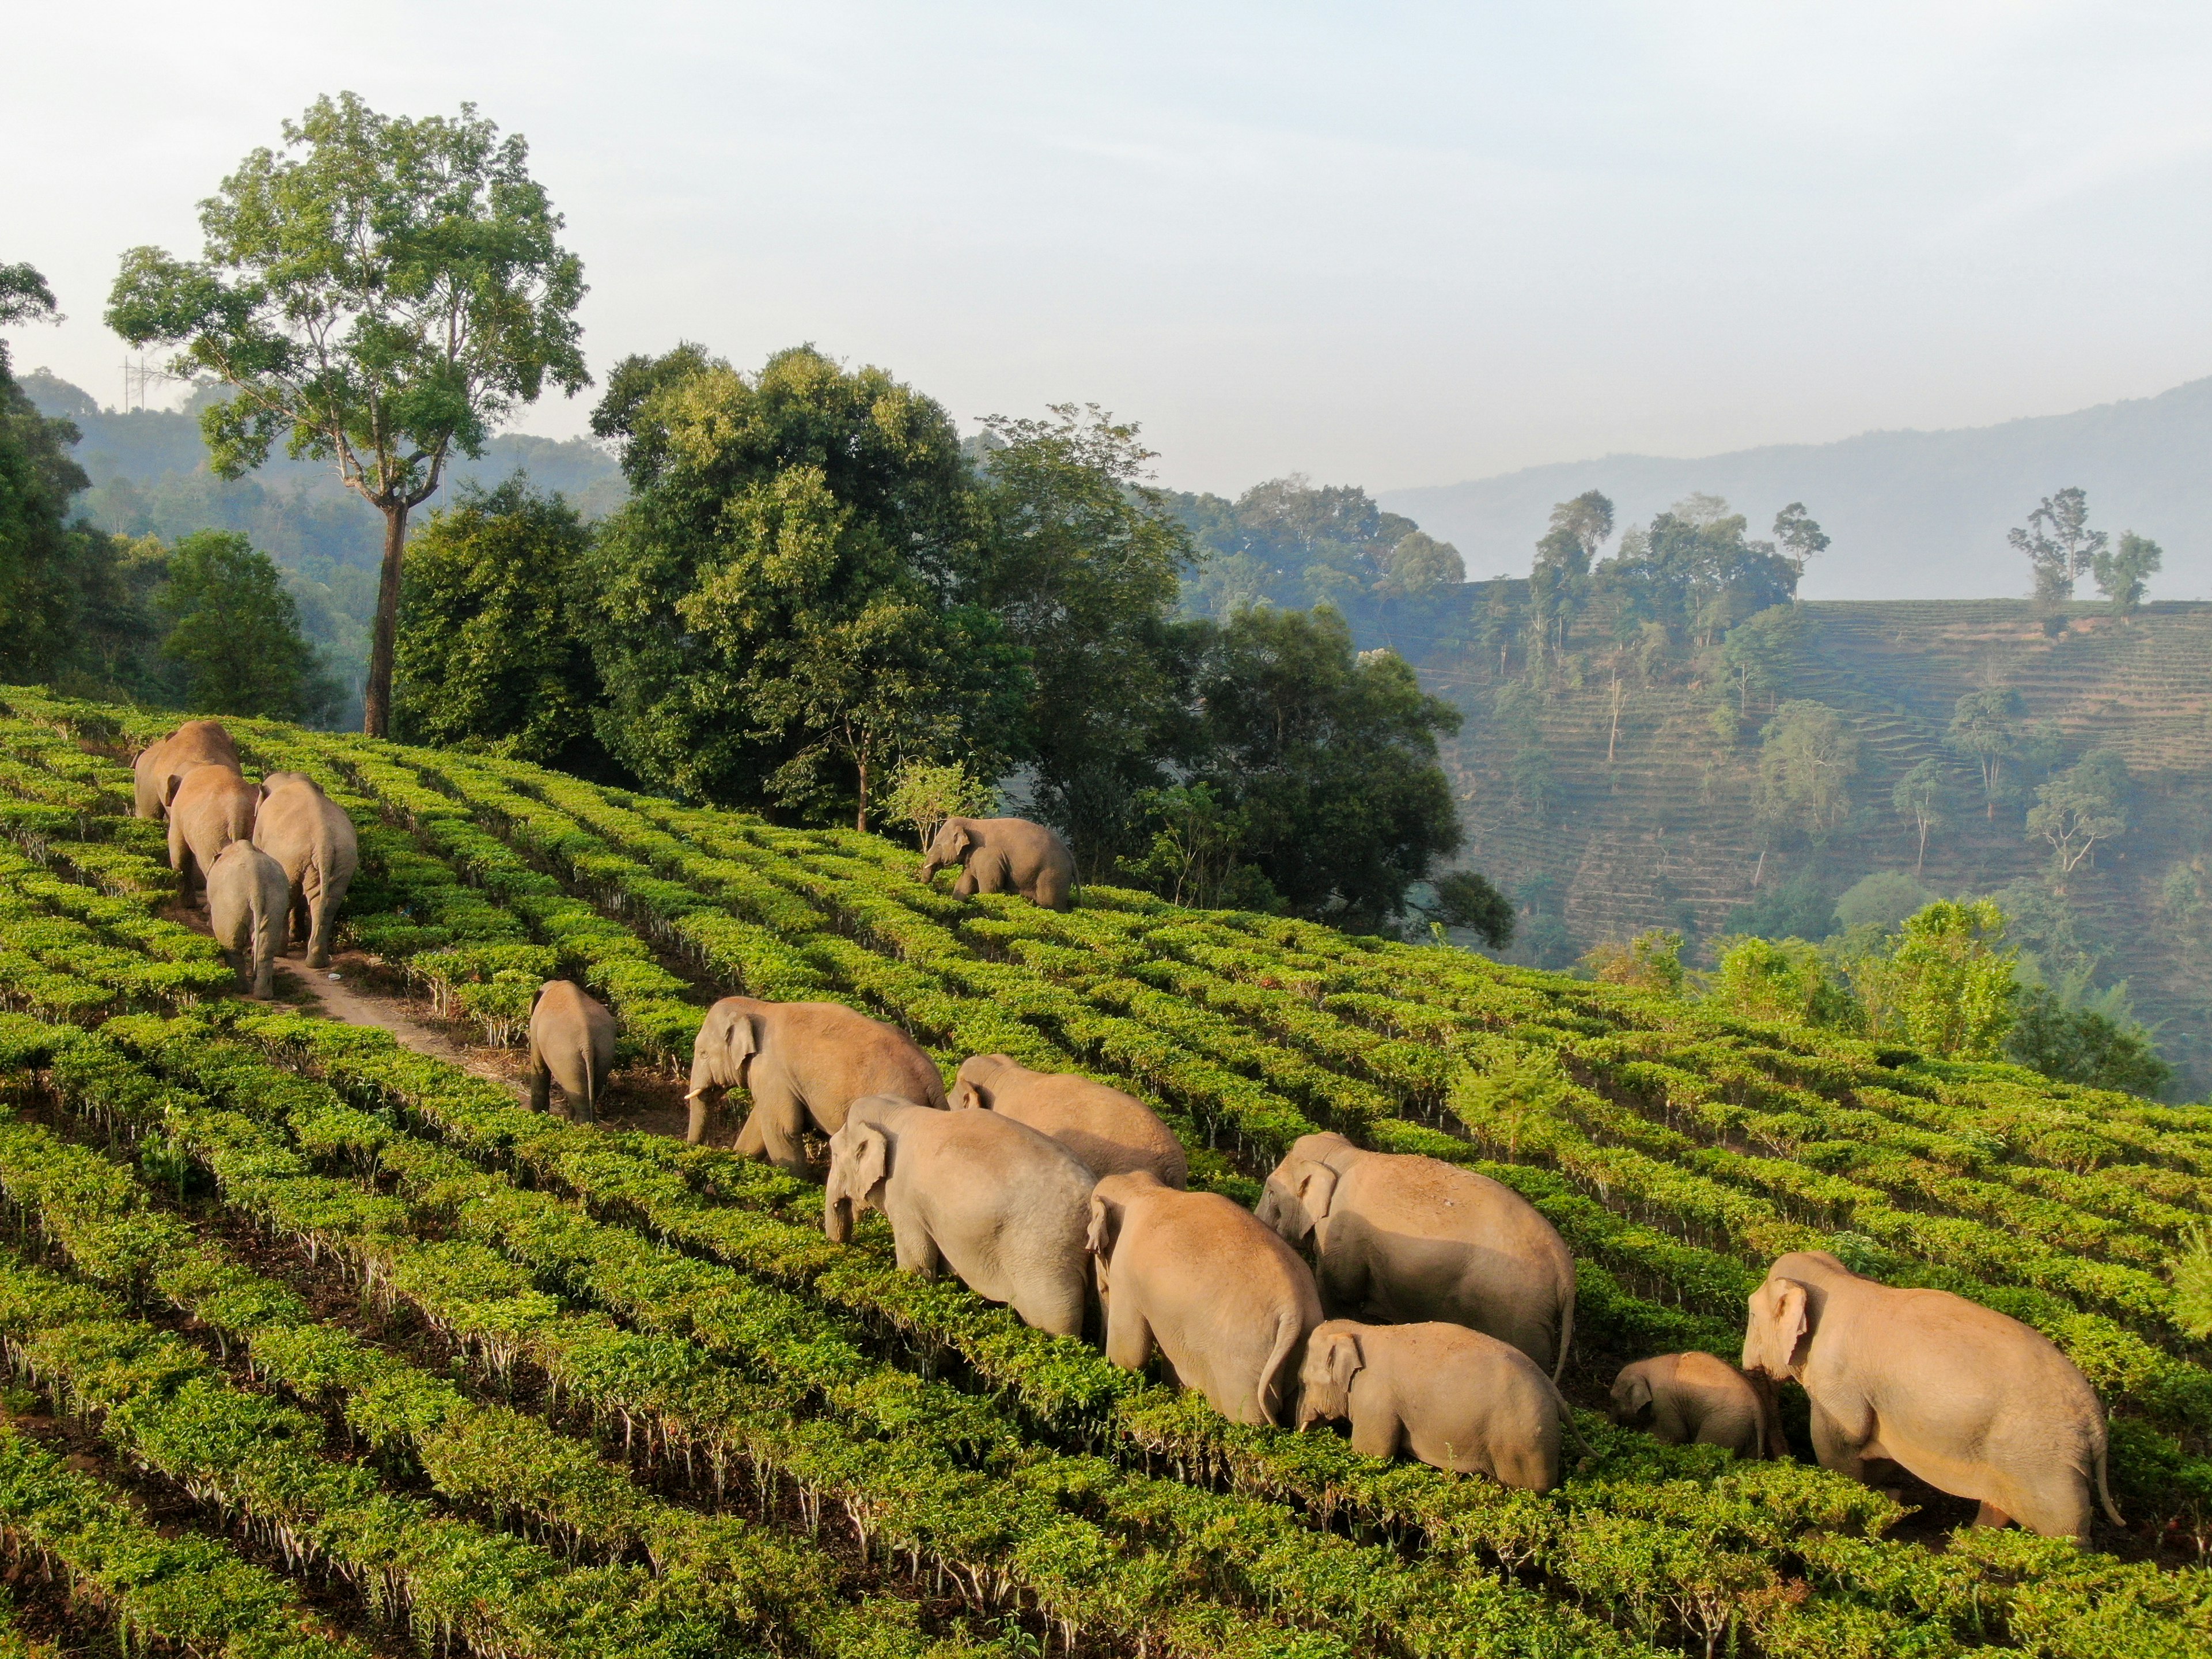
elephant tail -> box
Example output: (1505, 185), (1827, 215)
(2094, 1437), (2124, 1527)
(1551, 1281), (1576, 1386)
(1257, 1309), (1305, 1428)
(1541, 1374), (1596, 1460)
(578, 1047), (598, 1122)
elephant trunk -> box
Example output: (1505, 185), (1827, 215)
(824, 1191), (855, 1244)
(916, 857), (942, 881)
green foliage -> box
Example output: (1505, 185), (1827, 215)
(1947, 686), (2024, 819)
(1420, 868), (1516, 949)
(1718, 603), (1804, 714)
(880, 758), (998, 853)
(2009, 486), (2105, 615)
(2007, 984), (2172, 1098)
(105, 92), (589, 734)
(1597, 495), (1800, 658)
(1850, 899), (2018, 1060)
(1582, 929), (1685, 994)
(1180, 608), (1461, 930)
(2174, 1230), (2212, 1343)
(1832, 872), (1937, 934)
(1130, 782), (1270, 911)
(153, 531), (337, 722)
(394, 477), (604, 770)
(1724, 871), (1837, 941)
(2093, 531), (2162, 615)
(586, 345), (1022, 827)
(1771, 502), (1829, 572)
(1890, 758), (1950, 875)
(1706, 934), (1857, 1028)
(1756, 700), (1858, 839)
(2028, 748), (2129, 880)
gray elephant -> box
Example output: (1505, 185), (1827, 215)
(205, 840), (289, 999)
(134, 720), (239, 820)
(1742, 1251), (2122, 1539)
(825, 1095), (1096, 1338)
(1297, 1319), (1567, 1490)
(1255, 1132), (1575, 1380)
(251, 777), (359, 968)
(685, 995), (947, 1168)
(1609, 1352), (1785, 1460)
(529, 980), (616, 1123)
(918, 817), (1075, 911)
(954, 1053), (1187, 1187)
(1087, 1170), (1321, 1426)
(167, 763), (259, 907)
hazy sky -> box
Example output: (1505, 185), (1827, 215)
(9, 2), (2211, 497)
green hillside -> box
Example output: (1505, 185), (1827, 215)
(1427, 599), (2212, 1089)
(0, 687), (2201, 1654)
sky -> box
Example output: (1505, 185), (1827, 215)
(9, 1), (2212, 498)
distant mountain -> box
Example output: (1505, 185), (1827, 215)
(1380, 378), (2212, 603)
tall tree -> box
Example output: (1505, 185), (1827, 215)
(2008, 487), (2105, 620)
(154, 530), (337, 721)
(1772, 502), (1830, 573)
(1528, 490), (1611, 662)
(393, 478), (604, 771)
(2027, 749), (2128, 885)
(105, 92), (589, 737)
(1891, 757), (1950, 877)
(1756, 699), (1858, 838)
(1945, 687), (2024, 819)
(585, 344), (1024, 825)
(972, 404), (1200, 874)
(2092, 531), (2161, 616)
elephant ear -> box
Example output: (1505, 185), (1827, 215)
(725, 1010), (760, 1067)
(847, 1122), (891, 1203)
(1617, 1371), (1653, 1416)
(1086, 1194), (1120, 1260)
(946, 821), (975, 857)
(1296, 1163), (1340, 1236)
(1766, 1279), (1812, 1374)
(1321, 1330), (1364, 1394)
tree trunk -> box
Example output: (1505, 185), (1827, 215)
(362, 501), (410, 738)
(854, 757), (869, 834)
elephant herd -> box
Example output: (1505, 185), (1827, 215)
(133, 720), (359, 994)
(676, 988), (2127, 1536)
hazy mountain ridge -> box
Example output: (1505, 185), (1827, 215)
(1381, 377), (2212, 603)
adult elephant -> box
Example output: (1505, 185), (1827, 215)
(953, 1053), (1187, 1187)
(528, 980), (616, 1124)
(252, 777), (359, 968)
(167, 763), (259, 907)
(134, 721), (239, 820)
(1088, 1170), (1321, 1427)
(1742, 1251), (2122, 1539)
(918, 817), (1075, 911)
(1255, 1132), (1575, 1380)
(685, 995), (946, 1168)
(825, 1096), (1096, 1337)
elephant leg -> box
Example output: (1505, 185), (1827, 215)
(891, 1224), (944, 1278)
(304, 872), (334, 968)
(753, 1097), (813, 1176)
(1018, 1274), (1088, 1340)
(1807, 1399), (1882, 1485)
(1103, 1294), (1154, 1374)
(953, 869), (979, 897)
(1348, 1408), (1404, 1461)
(731, 1107), (766, 1156)
(290, 887), (310, 950)
(1694, 1406), (1759, 1458)
(1973, 1501), (2014, 1530)
(528, 1047), (552, 1115)
(1316, 1250), (1371, 1320)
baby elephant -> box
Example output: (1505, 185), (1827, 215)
(206, 841), (289, 999)
(824, 1096), (1097, 1338)
(528, 980), (616, 1123)
(918, 816), (1075, 910)
(1298, 1319), (1567, 1491)
(955, 1053), (1187, 1186)
(1610, 1353), (1785, 1460)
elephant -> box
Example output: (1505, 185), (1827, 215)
(1297, 1319), (1567, 1490)
(685, 995), (947, 1168)
(825, 1095), (1096, 1338)
(953, 1053), (1187, 1187)
(1254, 1132), (1575, 1380)
(1742, 1251), (2122, 1539)
(918, 817), (1075, 911)
(1086, 1169), (1321, 1426)
(166, 763), (259, 907)
(1609, 1352), (1786, 1460)
(205, 840), (289, 999)
(251, 778), (359, 968)
(257, 771), (322, 800)
(134, 720), (239, 820)
(528, 980), (616, 1124)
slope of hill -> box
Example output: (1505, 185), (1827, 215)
(1417, 599), (2212, 1089)
(1381, 377), (2212, 601)
(0, 685), (2199, 1659)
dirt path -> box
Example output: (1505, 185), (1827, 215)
(274, 953), (531, 1103)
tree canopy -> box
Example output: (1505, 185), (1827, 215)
(154, 529), (336, 721)
(106, 92), (589, 736)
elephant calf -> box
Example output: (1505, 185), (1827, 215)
(1743, 1251), (2122, 1539)
(1610, 1352), (1785, 1460)
(1088, 1171), (1321, 1426)
(167, 763), (258, 907)
(919, 816), (1075, 911)
(529, 980), (616, 1123)
(252, 777), (359, 968)
(1298, 1319), (1567, 1491)
(206, 841), (289, 999)
(955, 1053), (1187, 1187)
(686, 995), (947, 1167)
(134, 719), (239, 821)
(825, 1096), (1097, 1338)
(1256, 1132), (1576, 1380)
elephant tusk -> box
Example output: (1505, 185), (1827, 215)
(683, 1088), (709, 1102)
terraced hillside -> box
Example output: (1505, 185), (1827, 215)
(0, 686), (2204, 1657)
(1430, 600), (2212, 1086)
